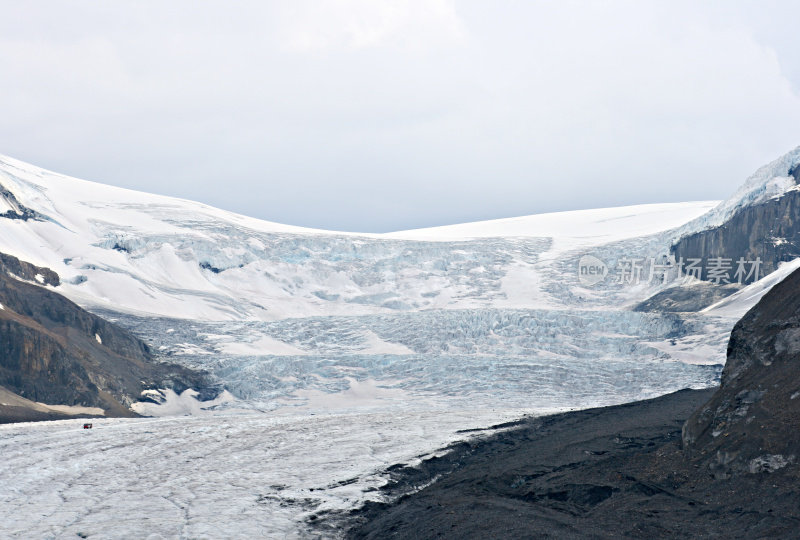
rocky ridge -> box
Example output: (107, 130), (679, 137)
(0, 252), (213, 422)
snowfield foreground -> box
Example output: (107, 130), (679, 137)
(3, 149), (800, 538)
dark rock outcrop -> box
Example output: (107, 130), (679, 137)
(671, 187), (800, 282)
(682, 263), (800, 478)
(0, 252), (59, 285)
(0, 252), (212, 420)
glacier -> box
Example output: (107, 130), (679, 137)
(1, 148), (799, 538)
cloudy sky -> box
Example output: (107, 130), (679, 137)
(2, 1), (800, 232)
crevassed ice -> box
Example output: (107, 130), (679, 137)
(109, 307), (723, 413)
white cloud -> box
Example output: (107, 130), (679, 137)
(0, 1), (799, 231)
(276, 0), (466, 52)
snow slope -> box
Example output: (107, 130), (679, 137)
(702, 257), (800, 319)
(388, 202), (719, 255)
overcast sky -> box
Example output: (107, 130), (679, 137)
(2, 1), (800, 232)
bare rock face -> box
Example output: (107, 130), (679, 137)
(672, 168), (800, 282)
(682, 263), (800, 479)
(0, 252), (212, 420)
(0, 252), (59, 285)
